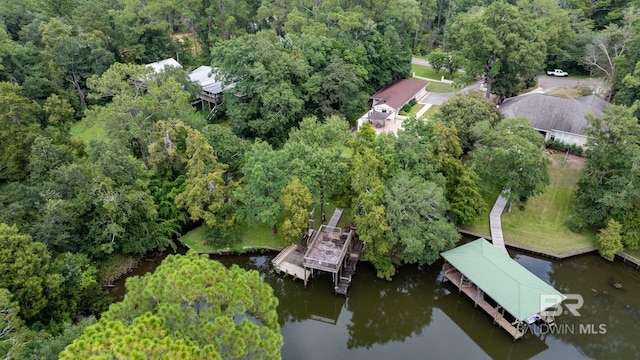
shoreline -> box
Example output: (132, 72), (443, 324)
(457, 228), (598, 260)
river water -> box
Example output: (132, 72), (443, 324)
(110, 243), (640, 359)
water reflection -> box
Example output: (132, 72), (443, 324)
(110, 246), (640, 359)
(345, 263), (434, 349)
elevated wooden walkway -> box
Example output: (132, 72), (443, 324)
(489, 194), (509, 254)
(327, 208), (344, 228)
(443, 263), (524, 341)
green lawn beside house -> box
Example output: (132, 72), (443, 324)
(411, 64), (464, 82)
(462, 154), (596, 255)
(426, 82), (456, 93)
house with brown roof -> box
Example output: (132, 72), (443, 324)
(499, 93), (608, 147)
(365, 79), (428, 127)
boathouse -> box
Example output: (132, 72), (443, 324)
(441, 239), (566, 341)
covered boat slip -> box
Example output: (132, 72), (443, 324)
(441, 239), (566, 341)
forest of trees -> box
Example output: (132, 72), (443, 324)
(2, 0), (640, 358)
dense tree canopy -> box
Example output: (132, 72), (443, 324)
(570, 105), (640, 232)
(472, 117), (550, 204)
(448, 1), (547, 101)
(2, 0), (640, 355)
(62, 252), (283, 359)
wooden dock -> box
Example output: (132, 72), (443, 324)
(443, 263), (524, 341)
(489, 194), (509, 255)
(273, 208), (364, 295)
(335, 238), (364, 295)
(272, 244), (310, 282)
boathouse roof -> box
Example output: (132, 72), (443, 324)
(441, 239), (566, 321)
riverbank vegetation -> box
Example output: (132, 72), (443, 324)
(1, 0), (640, 358)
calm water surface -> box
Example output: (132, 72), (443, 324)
(111, 245), (640, 359)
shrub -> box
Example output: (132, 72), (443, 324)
(545, 139), (584, 156)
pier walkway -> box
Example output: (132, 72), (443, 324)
(489, 194), (509, 254)
(327, 208), (344, 228)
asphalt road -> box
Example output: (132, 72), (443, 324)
(413, 57), (606, 104)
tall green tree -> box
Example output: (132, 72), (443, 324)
(472, 117), (550, 204)
(63, 252), (283, 359)
(85, 62), (194, 162)
(385, 171), (460, 266)
(235, 141), (286, 232)
(428, 120), (485, 224)
(85, 142), (175, 258)
(283, 116), (350, 223)
(350, 140), (393, 279)
(570, 104), (640, 230)
(433, 93), (503, 152)
(175, 127), (230, 229)
(597, 218), (623, 261)
(280, 177), (313, 244)
(0, 82), (43, 182)
(0, 224), (49, 322)
(448, 1), (547, 100)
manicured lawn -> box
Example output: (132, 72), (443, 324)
(426, 82), (455, 93)
(180, 200), (353, 252)
(422, 104), (439, 119)
(70, 119), (108, 143)
(406, 103), (425, 117)
(180, 226), (211, 252)
(412, 64), (464, 82)
(545, 88), (582, 98)
(181, 221), (286, 252)
(462, 154), (597, 255)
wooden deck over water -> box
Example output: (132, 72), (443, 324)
(272, 244), (310, 282)
(443, 263), (524, 341)
(273, 208), (364, 294)
(304, 225), (353, 273)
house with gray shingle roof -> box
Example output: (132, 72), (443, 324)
(499, 93), (608, 147)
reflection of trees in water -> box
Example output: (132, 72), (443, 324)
(345, 262), (436, 349)
(215, 253), (346, 325)
(544, 253), (640, 359)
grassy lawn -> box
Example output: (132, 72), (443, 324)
(462, 154), (597, 255)
(422, 105), (440, 119)
(70, 119), (108, 143)
(426, 82), (456, 93)
(181, 221), (286, 252)
(545, 88), (583, 98)
(412, 64), (464, 82)
(180, 201), (353, 252)
(405, 103), (425, 117)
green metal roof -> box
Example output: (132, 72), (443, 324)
(441, 239), (566, 321)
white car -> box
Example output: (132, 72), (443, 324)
(546, 69), (568, 77)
